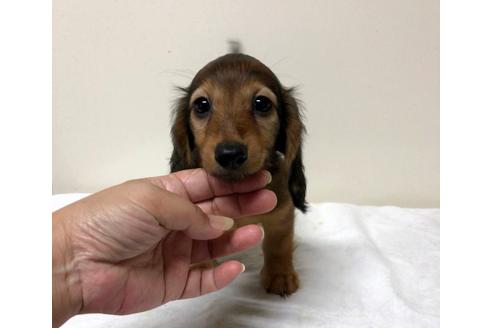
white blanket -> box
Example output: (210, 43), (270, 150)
(53, 195), (439, 328)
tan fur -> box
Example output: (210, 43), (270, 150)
(189, 80), (279, 178)
(236, 154), (299, 295)
(170, 53), (306, 296)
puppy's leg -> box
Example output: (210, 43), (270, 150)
(261, 204), (299, 296)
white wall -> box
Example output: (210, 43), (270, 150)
(53, 0), (439, 207)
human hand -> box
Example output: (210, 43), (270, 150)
(52, 169), (276, 326)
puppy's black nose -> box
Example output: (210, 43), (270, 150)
(215, 142), (248, 170)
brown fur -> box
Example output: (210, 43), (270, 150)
(170, 52), (307, 296)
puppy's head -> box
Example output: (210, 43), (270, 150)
(170, 53), (307, 211)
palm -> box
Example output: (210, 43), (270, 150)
(79, 234), (193, 315)
(74, 203), (215, 314)
(67, 169), (274, 315)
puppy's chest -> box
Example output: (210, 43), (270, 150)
(235, 172), (293, 228)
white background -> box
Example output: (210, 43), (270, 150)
(53, 0), (439, 207)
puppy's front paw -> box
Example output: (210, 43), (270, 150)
(261, 268), (299, 296)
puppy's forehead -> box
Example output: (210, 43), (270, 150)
(189, 54), (282, 95)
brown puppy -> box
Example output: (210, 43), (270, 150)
(169, 51), (307, 296)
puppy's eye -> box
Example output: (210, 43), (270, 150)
(253, 96), (272, 114)
(193, 97), (211, 117)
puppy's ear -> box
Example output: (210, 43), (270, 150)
(277, 88), (308, 212)
(170, 90), (196, 172)
(290, 148), (307, 212)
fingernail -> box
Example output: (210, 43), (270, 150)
(240, 263), (246, 273)
(259, 226), (265, 241)
(209, 215), (234, 231)
(264, 171), (272, 184)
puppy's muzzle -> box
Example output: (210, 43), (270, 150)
(215, 142), (248, 170)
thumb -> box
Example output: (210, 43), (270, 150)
(135, 182), (234, 240)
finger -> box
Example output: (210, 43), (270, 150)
(148, 168), (272, 202)
(197, 189), (277, 218)
(136, 183), (233, 240)
(180, 260), (245, 299)
(161, 231), (191, 302)
(191, 225), (264, 264)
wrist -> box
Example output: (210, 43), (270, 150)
(52, 209), (83, 327)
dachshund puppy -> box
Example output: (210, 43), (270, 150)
(170, 51), (306, 296)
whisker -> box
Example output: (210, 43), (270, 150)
(270, 56), (289, 68)
(158, 69), (195, 79)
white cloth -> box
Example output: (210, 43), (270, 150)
(53, 194), (439, 328)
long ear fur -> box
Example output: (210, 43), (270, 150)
(277, 88), (308, 212)
(170, 90), (196, 172)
